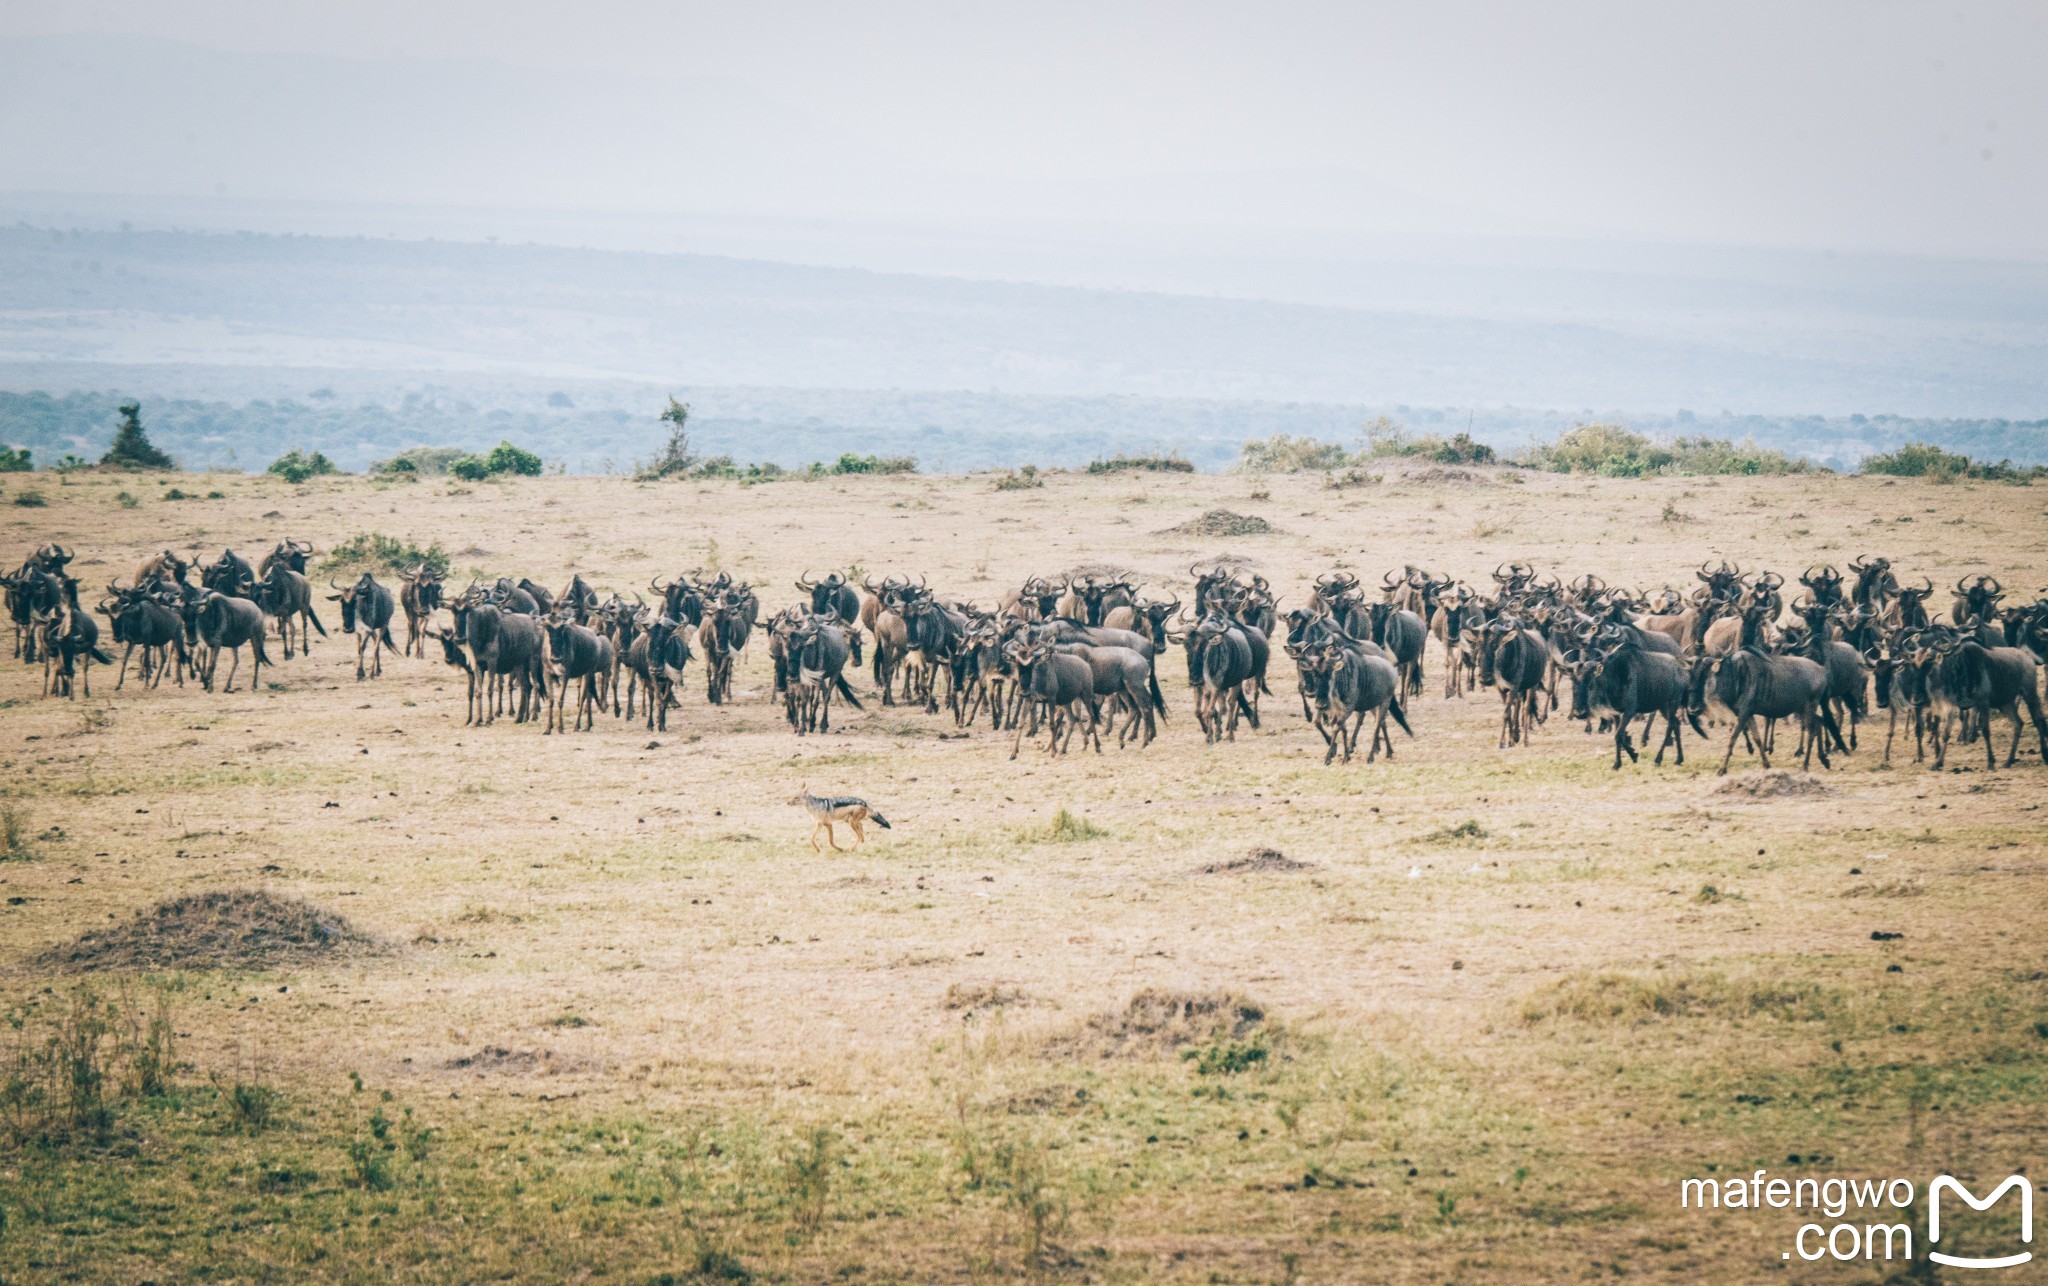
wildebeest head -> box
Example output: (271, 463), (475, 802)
(1799, 565), (1845, 608)
(1694, 560), (1743, 603)
(1848, 556), (1896, 609)
(1952, 574), (2003, 628)
(260, 539), (315, 577)
(203, 548), (255, 596)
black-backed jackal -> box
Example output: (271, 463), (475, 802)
(790, 786), (891, 851)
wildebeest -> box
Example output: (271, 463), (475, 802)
(1478, 615), (1550, 748)
(258, 561), (327, 659)
(400, 565), (445, 657)
(788, 612), (863, 735)
(452, 592), (545, 725)
(328, 574), (398, 679)
(1009, 633), (1101, 757)
(31, 603), (112, 698)
(1296, 637), (1410, 764)
(1183, 611), (1261, 744)
(542, 613), (614, 733)
(1913, 628), (2047, 770)
(101, 580), (189, 689)
(202, 548), (258, 599)
(196, 591), (271, 693)
(1691, 647), (1837, 775)
(1565, 630), (1703, 769)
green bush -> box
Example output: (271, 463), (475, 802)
(1861, 441), (2041, 482)
(483, 440), (544, 477)
(0, 444), (30, 472)
(806, 453), (917, 477)
(267, 448), (341, 484)
(1236, 434), (1353, 473)
(1357, 417), (1496, 465)
(447, 454), (491, 482)
(12, 489), (47, 507)
(993, 465), (1045, 490)
(1517, 423), (1812, 477)
(371, 447), (471, 476)
(1085, 453), (1193, 475)
(321, 533), (451, 578)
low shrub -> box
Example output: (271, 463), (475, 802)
(1516, 422), (1813, 477)
(1359, 417), (1498, 465)
(807, 453), (917, 477)
(483, 440), (544, 477)
(11, 489), (47, 507)
(267, 448), (341, 484)
(371, 447), (471, 476)
(1237, 434), (1352, 473)
(992, 466), (1044, 491)
(0, 444), (30, 472)
(321, 533), (451, 578)
(1861, 441), (2042, 482)
(1086, 453), (1193, 475)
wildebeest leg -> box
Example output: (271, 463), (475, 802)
(1719, 714), (1753, 775)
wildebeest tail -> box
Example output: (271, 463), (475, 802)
(1389, 695), (1414, 737)
(89, 645), (115, 665)
(1234, 689), (1259, 727)
(308, 606), (328, 637)
(1147, 665), (1167, 719)
(380, 625), (397, 650)
(870, 811), (891, 829)
(835, 675), (865, 708)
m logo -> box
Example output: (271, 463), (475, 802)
(1929, 1175), (2033, 1270)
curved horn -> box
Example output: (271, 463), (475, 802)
(329, 577), (343, 590)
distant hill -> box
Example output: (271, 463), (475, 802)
(0, 221), (2044, 471)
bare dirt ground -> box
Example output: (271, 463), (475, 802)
(2, 464), (2045, 1282)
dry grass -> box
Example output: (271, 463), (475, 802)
(1, 466), (2045, 1279)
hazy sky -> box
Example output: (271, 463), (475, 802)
(4, 0), (2045, 259)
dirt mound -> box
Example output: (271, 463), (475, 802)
(445, 1046), (576, 1074)
(1399, 466), (1492, 486)
(1200, 847), (1313, 875)
(1003, 1083), (1091, 1115)
(32, 890), (379, 971)
(1046, 988), (1266, 1060)
(1165, 510), (1277, 537)
(1060, 562), (1133, 582)
(944, 982), (1034, 1012)
(1714, 771), (1833, 799)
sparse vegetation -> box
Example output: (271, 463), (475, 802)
(2, 805), (34, 861)
(0, 444), (30, 472)
(321, 532), (452, 578)
(1236, 433), (1354, 473)
(991, 465), (1044, 491)
(1029, 808), (1107, 842)
(11, 488), (46, 507)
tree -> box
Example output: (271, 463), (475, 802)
(637, 397), (698, 480)
(482, 441), (543, 476)
(0, 444), (30, 472)
(100, 401), (176, 470)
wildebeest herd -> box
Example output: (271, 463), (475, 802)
(6, 542), (2046, 774)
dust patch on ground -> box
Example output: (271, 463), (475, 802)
(29, 890), (380, 971)
(1044, 988), (1267, 1059)
(1713, 771), (1833, 799)
(1199, 846), (1314, 875)
(1164, 510), (1278, 537)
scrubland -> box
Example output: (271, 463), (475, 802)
(2, 463), (2045, 1281)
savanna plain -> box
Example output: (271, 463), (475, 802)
(2, 464), (2045, 1283)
